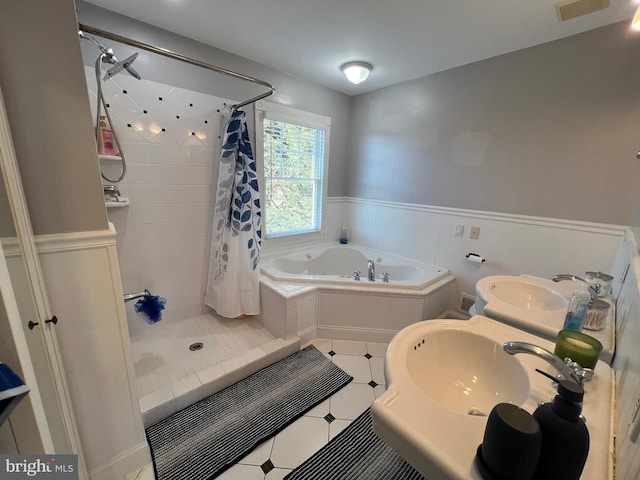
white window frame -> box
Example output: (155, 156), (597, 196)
(254, 100), (331, 241)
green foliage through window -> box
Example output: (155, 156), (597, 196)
(263, 118), (325, 236)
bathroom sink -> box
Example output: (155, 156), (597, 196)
(475, 274), (572, 339)
(474, 274), (615, 364)
(407, 329), (529, 416)
(372, 315), (614, 480)
(487, 279), (567, 310)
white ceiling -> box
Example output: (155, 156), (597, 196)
(84, 0), (637, 95)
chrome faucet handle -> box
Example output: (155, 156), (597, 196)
(353, 271), (361, 281)
(562, 357), (590, 383)
(382, 272), (390, 282)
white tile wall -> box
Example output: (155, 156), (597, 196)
(85, 67), (235, 320)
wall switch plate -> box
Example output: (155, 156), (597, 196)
(470, 226), (480, 240)
(455, 224), (464, 237)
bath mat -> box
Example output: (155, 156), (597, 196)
(285, 408), (424, 480)
(146, 345), (352, 480)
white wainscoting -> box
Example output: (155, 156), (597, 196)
(340, 198), (625, 310)
(611, 230), (640, 477)
(35, 229), (150, 480)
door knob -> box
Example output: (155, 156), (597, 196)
(27, 320), (39, 330)
(45, 315), (58, 325)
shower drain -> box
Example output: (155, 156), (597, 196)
(189, 342), (204, 351)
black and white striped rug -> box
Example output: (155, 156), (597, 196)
(146, 345), (352, 480)
(285, 408), (425, 480)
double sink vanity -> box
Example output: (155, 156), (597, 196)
(372, 274), (615, 480)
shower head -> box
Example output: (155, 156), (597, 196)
(79, 30), (141, 80)
(103, 52), (141, 80)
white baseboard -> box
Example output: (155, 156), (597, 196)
(297, 326), (317, 345)
(89, 441), (151, 480)
(316, 325), (398, 344)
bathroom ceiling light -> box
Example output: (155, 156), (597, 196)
(340, 61), (373, 85)
(633, 5), (640, 30)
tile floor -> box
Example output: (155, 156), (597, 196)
(126, 338), (389, 480)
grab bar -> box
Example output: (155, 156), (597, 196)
(123, 289), (151, 303)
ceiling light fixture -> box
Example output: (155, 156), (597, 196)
(340, 61), (373, 85)
(633, 5), (640, 30)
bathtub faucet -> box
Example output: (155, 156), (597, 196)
(367, 259), (375, 281)
(123, 289), (151, 303)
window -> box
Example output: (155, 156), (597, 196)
(255, 102), (330, 238)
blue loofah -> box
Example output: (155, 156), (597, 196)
(134, 294), (166, 323)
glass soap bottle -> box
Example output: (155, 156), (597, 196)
(562, 281), (591, 331)
(533, 380), (589, 480)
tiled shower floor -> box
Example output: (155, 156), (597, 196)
(128, 312), (299, 425)
(126, 338), (388, 480)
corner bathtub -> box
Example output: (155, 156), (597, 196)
(257, 244), (457, 343)
(261, 244), (449, 289)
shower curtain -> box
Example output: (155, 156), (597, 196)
(205, 108), (262, 318)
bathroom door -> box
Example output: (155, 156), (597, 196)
(0, 85), (87, 476)
(0, 238), (52, 452)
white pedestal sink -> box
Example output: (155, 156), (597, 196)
(475, 274), (615, 363)
(371, 315), (614, 480)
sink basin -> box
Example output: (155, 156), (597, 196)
(474, 275), (615, 365)
(372, 315), (614, 480)
(475, 274), (572, 339)
(407, 329), (529, 415)
(488, 279), (567, 311)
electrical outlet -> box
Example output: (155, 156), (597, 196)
(454, 224), (464, 237)
(470, 226), (480, 240)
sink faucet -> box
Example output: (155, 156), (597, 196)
(367, 259), (375, 281)
(503, 341), (585, 384)
(551, 274), (600, 297)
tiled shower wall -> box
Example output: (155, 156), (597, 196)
(85, 67), (233, 322)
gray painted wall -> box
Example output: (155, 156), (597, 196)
(76, 1), (352, 199)
(0, 0), (107, 235)
(2, 1), (639, 232)
(348, 21), (640, 226)
(0, 170), (15, 238)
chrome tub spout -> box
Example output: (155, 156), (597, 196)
(123, 289), (151, 303)
(367, 259), (375, 281)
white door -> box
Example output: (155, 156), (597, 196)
(0, 238), (52, 452)
(0, 85), (88, 477)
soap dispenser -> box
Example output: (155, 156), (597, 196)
(533, 379), (589, 480)
(562, 281), (591, 331)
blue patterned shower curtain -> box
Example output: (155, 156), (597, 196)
(205, 109), (262, 318)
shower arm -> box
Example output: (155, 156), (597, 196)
(78, 30), (110, 55)
(78, 24), (275, 110)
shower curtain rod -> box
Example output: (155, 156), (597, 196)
(78, 23), (275, 110)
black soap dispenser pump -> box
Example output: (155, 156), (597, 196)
(532, 379), (589, 480)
